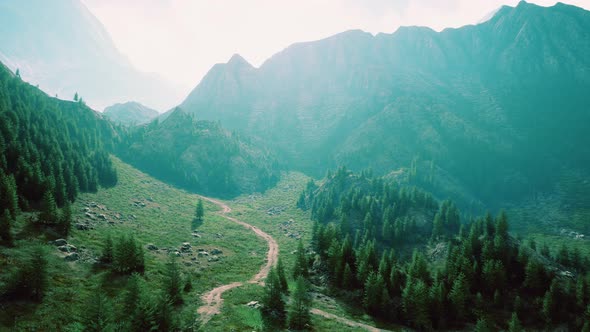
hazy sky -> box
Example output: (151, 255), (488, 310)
(82, 0), (590, 90)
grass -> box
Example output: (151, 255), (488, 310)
(1, 160), (397, 331)
(0, 156), (268, 330)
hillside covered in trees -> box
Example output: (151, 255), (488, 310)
(298, 168), (590, 330)
(116, 108), (280, 197)
(0, 62), (118, 240)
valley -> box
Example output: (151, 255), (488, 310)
(1, 1), (590, 331)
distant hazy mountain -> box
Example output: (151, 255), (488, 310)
(179, 1), (590, 212)
(0, 0), (182, 110)
(104, 102), (159, 126)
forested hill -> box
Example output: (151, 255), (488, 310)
(178, 1), (590, 212)
(298, 167), (590, 330)
(0, 63), (117, 239)
(116, 108), (280, 197)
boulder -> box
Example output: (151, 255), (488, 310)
(64, 253), (79, 261)
(146, 244), (158, 251)
(75, 223), (89, 230)
(180, 242), (192, 252)
(208, 255), (220, 262)
(58, 244), (77, 253)
(198, 251), (209, 257)
(246, 301), (261, 309)
(210, 248), (223, 255)
(54, 239), (68, 246)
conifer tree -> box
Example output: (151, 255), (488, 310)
(83, 286), (114, 332)
(100, 234), (114, 264)
(40, 190), (58, 224)
(261, 267), (286, 327)
(123, 273), (143, 319)
(164, 255), (183, 305)
(508, 312), (523, 332)
(195, 198), (204, 222)
(276, 257), (289, 294)
(58, 200), (72, 236)
(0, 209), (14, 246)
(288, 275), (312, 330)
(292, 239), (309, 279)
(449, 272), (469, 321)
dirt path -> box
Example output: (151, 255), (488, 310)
(310, 308), (390, 332)
(196, 196), (279, 326)
(196, 196), (382, 331)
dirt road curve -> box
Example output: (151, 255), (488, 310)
(196, 196), (279, 326)
(310, 308), (390, 332)
(196, 196), (383, 331)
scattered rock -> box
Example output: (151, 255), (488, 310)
(146, 244), (159, 251)
(184, 262), (193, 267)
(53, 239), (68, 246)
(173, 251), (181, 257)
(208, 255), (220, 262)
(146, 197), (154, 202)
(97, 214), (108, 220)
(246, 301), (261, 309)
(114, 213), (121, 220)
(266, 206), (286, 216)
(191, 257), (197, 261)
(75, 223), (89, 230)
(58, 244), (77, 253)
(192, 232), (202, 238)
(85, 212), (95, 219)
(64, 253), (79, 261)
(210, 248), (223, 255)
(215, 233), (224, 238)
(198, 251), (209, 257)
(180, 242), (192, 252)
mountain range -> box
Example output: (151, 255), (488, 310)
(178, 1), (590, 216)
(0, 0), (182, 111)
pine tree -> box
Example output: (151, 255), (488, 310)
(0, 209), (14, 246)
(261, 267), (286, 327)
(82, 286), (114, 332)
(74, 92), (79, 101)
(58, 200), (72, 236)
(40, 190), (58, 224)
(292, 239), (309, 279)
(276, 257), (289, 294)
(449, 272), (469, 321)
(164, 255), (183, 305)
(288, 275), (312, 330)
(342, 263), (354, 290)
(195, 199), (204, 222)
(100, 234), (114, 264)
(474, 317), (493, 332)
(508, 312), (523, 332)
(123, 273), (143, 319)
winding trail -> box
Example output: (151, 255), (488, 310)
(310, 309), (390, 332)
(196, 196), (279, 326)
(196, 196), (386, 332)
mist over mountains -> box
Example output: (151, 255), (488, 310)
(179, 1), (590, 214)
(0, 0), (182, 111)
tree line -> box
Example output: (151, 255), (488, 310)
(298, 167), (590, 331)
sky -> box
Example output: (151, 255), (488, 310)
(82, 0), (590, 90)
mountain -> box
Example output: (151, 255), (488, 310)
(104, 101), (159, 126)
(116, 108), (280, 197)
(0, 0), (182, 110)
(0, 60), (118, 223)
(178, 2), (590, 214)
